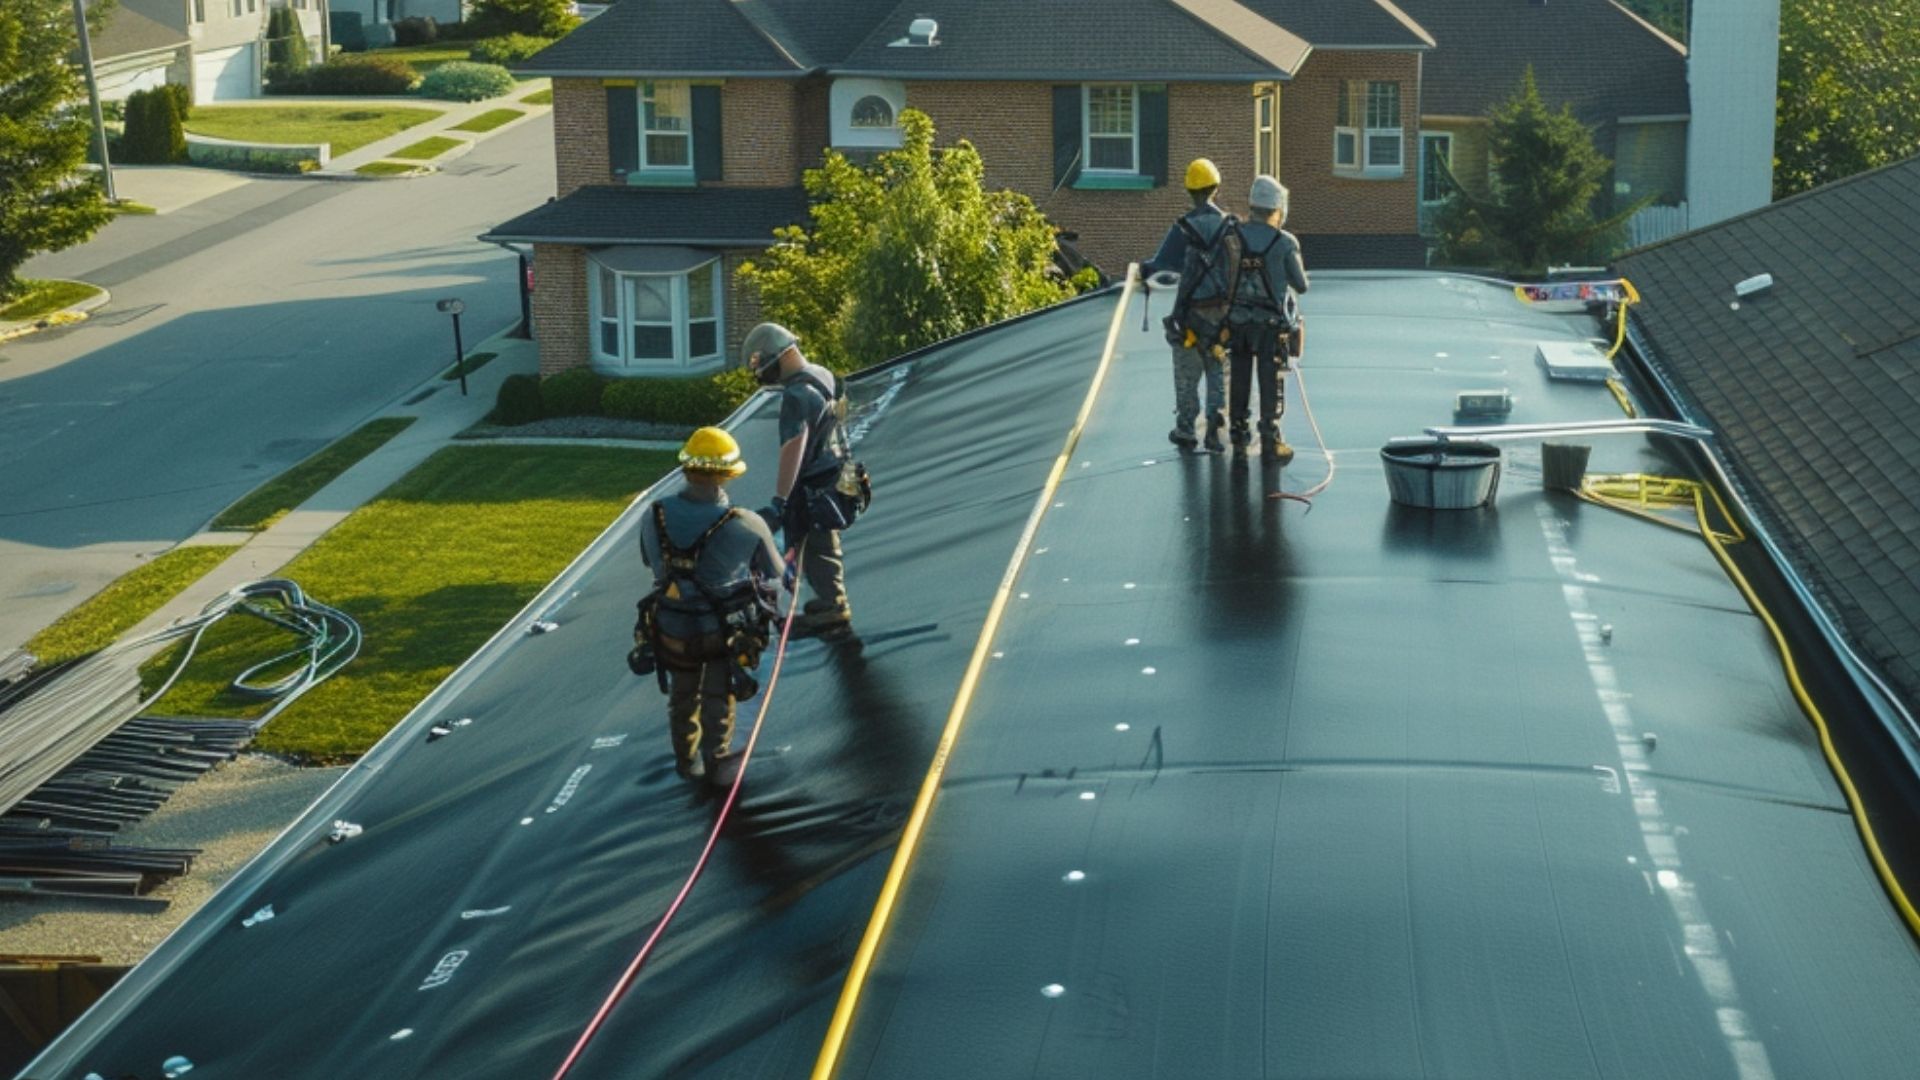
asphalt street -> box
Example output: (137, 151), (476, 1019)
(0, 115), (556, 654)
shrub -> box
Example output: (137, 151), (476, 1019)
(391, 16), (438, 46)
(540, 368), (607, 418)
(293, 55), (419, 95)
(600, 374), (742, 427)
(121, 88), (186, 164)
(493, 374), (544, 425)
(417, 61), (516, 102)
(266, 8), (311, 71)
(163, 83), (192, 123)
(467, 34), (554, 65)
(467, 0), (579, 39)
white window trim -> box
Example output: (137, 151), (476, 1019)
(588, 259), (725, 372)
(1419, 130), (1453, 205)
(1335, 81), (1405, 179)
(1255, 87), (1278, 177)
(639, 81), (695, 174)
(1082, 83), (1141, 175)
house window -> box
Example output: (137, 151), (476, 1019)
(641, 81), (693, 171)
(851, 96), (894, 129)
(1420, 132), (1453, 203)
(1335, 81), (1403, 177)
(1083, 84), (1139, 173)
(246, 0), (256, 12)
(1255, 88), (1278, 176)
(589, 258), (724, 369)
(229, 0), (242, 16)
(193, 0), (205, 21)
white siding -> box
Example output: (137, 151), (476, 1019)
(1686, 0), (1779, 225)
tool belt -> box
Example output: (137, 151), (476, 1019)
(790, 459), (873, 534)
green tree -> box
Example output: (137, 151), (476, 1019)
(1776, 0), (1920, 198)
(121, 86), (186, 164)
(0, 0), (116, 300)
(740, 110), (1083, 371)
(466, 0), (578, 39)
(265, 6), (311, 87)
(1432, 68), (1645, 272)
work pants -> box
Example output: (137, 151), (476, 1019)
(1228, 334), (1285, 440)
(1170, 342), (1225, 434)
(667, 660), (734, 770)
(798, 527), (849, 615)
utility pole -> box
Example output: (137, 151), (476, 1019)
(70, 0), (117, 203)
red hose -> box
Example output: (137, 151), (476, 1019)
(550, 553), (805, 1080)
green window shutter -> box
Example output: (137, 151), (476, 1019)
(1140, 85), (1168, 185)
(1052, 85), (1082, 188)
(693, 85), (723, 181)
(607, 85), (638, 178)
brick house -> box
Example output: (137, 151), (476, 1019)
(486, 0), (1450, 378)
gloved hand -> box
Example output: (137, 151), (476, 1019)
(1162, 314), (1186, 347)
(781, 558), (797, 595)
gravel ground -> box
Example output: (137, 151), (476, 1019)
(0, 755), (347, 964)
(459, 416), (696, 441)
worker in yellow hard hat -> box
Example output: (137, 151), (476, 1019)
(1145, 158), (1233, 453)
(632, 425), (787, 788)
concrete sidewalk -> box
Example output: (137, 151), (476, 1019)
(92, 165), (253, 214)
(303, 83), (551, 175)
(123, 330), (540, 641)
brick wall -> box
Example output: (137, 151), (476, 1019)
(553, 79), (609, 197)
(533, 244), (590, 375)
(717, 80), (798, 188)
(1279, 51), (1422, 237)
(722, 251), (762, 364)
(794, 77), (832, 177)
(905, 82), (1256, 276)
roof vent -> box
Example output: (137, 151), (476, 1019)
(1733, 272), (1773, 298)
(890, 17), (938, 47)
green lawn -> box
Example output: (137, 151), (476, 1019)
(452, 108), (523, 133)
(442, 351), (498, 380)
(26, 545), (241, 666)
(144, 446), (674, 762)
(110, 200), (158, 216)
(355, 161), (420, 177)
(390, 135), (465, 161)
(212, 417), (417, 531)
(521, 88), (552, 105)
(185, 105), (445, 156)
(371, 42), (472, 74)
(1, 279), (102, 321)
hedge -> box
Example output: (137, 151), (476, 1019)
(122, 87), (186, 164)
(274, 54), (418, 95)
(493, 374), (543, 425)
(467, 34), (554, 65)
(540, 368), (606, 418)
(601, 374), (750, 427)
(417, 61), (517, 102)
(392, 16), (438, 45)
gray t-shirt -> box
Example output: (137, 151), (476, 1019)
(778, 362), (847, 481)
(639, 489), (783, 618)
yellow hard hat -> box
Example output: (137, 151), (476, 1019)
(1185, 158), (1222, 191)
(679, 427), (747, 478)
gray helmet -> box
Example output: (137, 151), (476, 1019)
(1249, 174), (1288, 215)
(741, 322), (799, 369)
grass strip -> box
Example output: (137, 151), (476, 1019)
(390, 135), (465, 161)
(211, 417), (416, 532)
(452, 108), (523, 133)
(442, 351), (498, 380)
(1, 280), (102, 321)
(521, 88), (552, 105)
(355, 161), (420, 177)
(185, 105), (444, 156)
(25, 545), (242, 666)
(372, 43), (472, 74)
(111, 200), (158, 216)
(145, 445), (673, 761)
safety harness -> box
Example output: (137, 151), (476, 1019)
(787, 371), (872, 534)
(633, 504), (777, 695)
(1225, 225), (1300, 357)
(1169, 210), (1238, 355)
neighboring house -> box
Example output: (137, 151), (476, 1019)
(1396, 0), (1690, 245)
(486, 0), (1438, 378)
(330, 0), (463, 50)
(88, 0), (324, 104)
(1684, 0), (1778, 227)
(1615, 153), (1920, 721)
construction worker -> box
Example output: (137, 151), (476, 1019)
(1225, 174), (1309, 462)
(1148, 158), (1233, 452)
(742, 322), (857, 639)
(636, 427), (786, 787)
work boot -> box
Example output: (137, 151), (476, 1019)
(1230, 424), (1251, 455)
(1268, 437), (1295, 464)
(793, 600), (853, 639)
(1167, 423), (1198, 449)
(705, 750), (742, 790)
(1202, 418), (1225, 454)
(674, 755), (706, 783)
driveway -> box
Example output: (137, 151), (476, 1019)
(0, 114), (556, 654)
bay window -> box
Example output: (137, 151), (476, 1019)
(589, 256), (724, 370)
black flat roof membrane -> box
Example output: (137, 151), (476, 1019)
(30, 276), (1920, 1080)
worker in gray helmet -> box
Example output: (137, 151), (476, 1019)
(741, 322), (856, 639)
(1224, 174), (1309, 462)
(1148, 157), (1233, 452)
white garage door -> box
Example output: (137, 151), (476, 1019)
(193, 43), (258, 104)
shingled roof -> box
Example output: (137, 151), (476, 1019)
(1398, 0), (1686, 120)
(480, 185), (810, 246)
(1616, 154), (1920, 717)
(520, 0), (809, 78)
